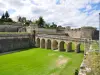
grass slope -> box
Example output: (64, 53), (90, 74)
(0, 48), (83, 75)
(92, 41), (99, 50)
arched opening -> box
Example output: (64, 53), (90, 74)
(36, 38), (40, 47)
(47, 39), (51, 49)
(52, 40), (58, 50)
(64, 42), (67, 50)
(41, 39), (45, 48)
(59, 41), (66, 51)
(67, 42), (72, 52)
(76, 43), (81, 53)
(80, 43), (84, 52)
(72, 42), (75, 51)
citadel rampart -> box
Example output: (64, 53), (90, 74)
(0, 33), (35, 53)
(26, 26), (98, 40)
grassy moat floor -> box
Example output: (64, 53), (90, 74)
(0, 48), (83, 75)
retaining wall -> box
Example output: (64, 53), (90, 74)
(0, 33), (35, 53)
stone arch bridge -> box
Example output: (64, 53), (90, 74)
(35, 34), (90, 53)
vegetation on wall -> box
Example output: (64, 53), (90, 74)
(17, 16), (32, 26)
(81, 26), (96, 30)
(85, 52), (100, 75)
(33, 16), (58, 29)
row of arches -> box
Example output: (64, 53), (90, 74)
(36, 38), (84, 53)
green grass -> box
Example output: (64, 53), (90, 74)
(0, 32), (28, 34)
(91, 41), (99, 50)
(0, 48), (84, 75)
(64, 43), (84, 51)
(80, 43), (84, 51)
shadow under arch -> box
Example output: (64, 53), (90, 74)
(76, 43), (84, 53)
(67, 42), (72, 52)
(76, 43), (81, 53)
(36, 38), (40, 47)
(41, 39), (45, 48)
(59, 41), (66, 51)
(52, 40), (58, 50)
(47, 39), (51, 49)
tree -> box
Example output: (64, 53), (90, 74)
(50, 22), (57, 28)
(5, 11), (9, 19)
(17, 16), (22, 22)
(1, 13), (5, 20)
(21, 17), (26, 23)
(37, 16), (45, 28)
(0, 11), (13, 24)
(44, 23), (50, 28)
(25, 20), (32, 26)
(17, 16), (27, 25)
(6, 18), (13, 22)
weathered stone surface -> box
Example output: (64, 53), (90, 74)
(67, 42), (72, 52)
(75, 44), (80, 53)
(0, 34), (35, 53)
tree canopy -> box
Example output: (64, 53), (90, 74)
(0, 11), (13, 24)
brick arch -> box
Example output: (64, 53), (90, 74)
(59, 41), (66, 51)
(52, 40), (58, 50)
(36, 38), (40, 47)
(41, 39), (45, 48)
(47, 39), (51, 49)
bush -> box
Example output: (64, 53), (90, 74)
(74, 69), (79, 75)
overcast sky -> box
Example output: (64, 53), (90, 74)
(0, 0), (100, 28)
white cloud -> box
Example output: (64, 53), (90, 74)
(0, 0), (100, 28)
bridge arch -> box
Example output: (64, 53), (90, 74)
(46, 39), (51, 49)
(52, 40), (58, 50)
(80, 43), (84, 51)
(59, 41), (66, 51)
(41, 39), (45, 48)
(36, 38), (40, 47)
(67, 42), (72, 52)
(72, 42), (76, 51)
(76, 43), (84, 53)
(75, 43), (81, 53)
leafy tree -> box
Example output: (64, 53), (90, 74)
(44, 23), (50, 28)
(36, 16), (45, 28)
(1, 13), (5, 20)
(17, 16), (27, 25)
(21, 17), (26, 23)
(50, 22), (57, 28)
(6, 18), (13, 22)
(0, 11), (14, 24)
(18, 16), (22, 22)
(25, 20), (32, 26)
(5, 11), (9, 19)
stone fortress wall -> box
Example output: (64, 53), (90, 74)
(0, 33), (35, 53)
(64, 26), (99, 40)
(0, 24), (98, 53)
(26, 25), (99, 40)
(0, 24), (98, 40)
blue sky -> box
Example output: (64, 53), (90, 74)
(79, 2), (100, 15)
(0, 0), (100, 28)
